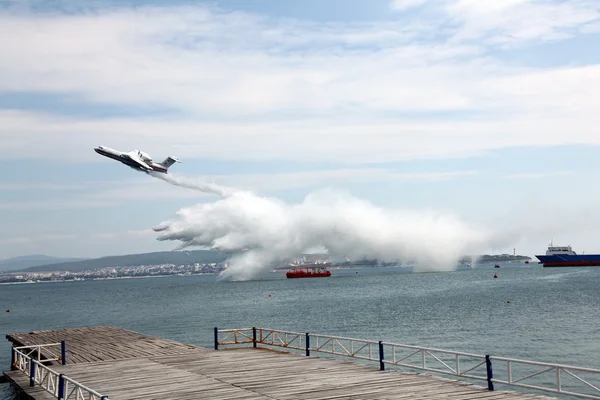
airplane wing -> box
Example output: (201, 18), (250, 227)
(124, 150), (153, 171)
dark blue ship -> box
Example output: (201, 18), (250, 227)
(535, 244), (600, 267)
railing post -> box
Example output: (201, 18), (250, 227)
(10, 348), (15, 371)
(214, 327), (219, 350)
(61, 340), (67, 365)
(379, 341), (385, 371)
(29, 360), (36, 387)
(58, 374), (65, 399)
(253, 327), (257, 348)
(305, 333), (310, 356)
(485, 355), (494, 391)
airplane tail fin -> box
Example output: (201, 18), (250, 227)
(160, 156), (181, 169)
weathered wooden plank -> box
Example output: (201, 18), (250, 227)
(4, 327), (561, 400)
(6, 326), (204, 366)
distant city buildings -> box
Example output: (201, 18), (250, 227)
(0, 253), (532, 284)
(0, 262), (228, 284)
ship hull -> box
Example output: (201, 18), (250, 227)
(535, 254), (600, 267)
(286, 272), (331, 278)
(286, 268), (331, 278)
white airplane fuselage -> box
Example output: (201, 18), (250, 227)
(94, 146), (179, 173)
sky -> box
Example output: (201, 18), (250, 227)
(1, 0), (600, 260)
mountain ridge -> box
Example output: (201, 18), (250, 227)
(22, 250), (229, 272)
(3, 251), (534, 273)
(0, 254), (89, 271)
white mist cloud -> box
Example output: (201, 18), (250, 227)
(148, 172), (238, 198)
(152, 175), (500, 280)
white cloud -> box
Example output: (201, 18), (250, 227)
(39, 233), (77, 241)
(446, 0), (600, 44)
(67, 229), (153, 241)
(503, 171), (573, 180)
(2, 95), (600, 165)
(389, 0), (428, 12)
(93, 229), (161, 241)
(0, 199), (120, 211)
(126, 229), (155, 237)
(92, 233), (119, 240)
(0, 236), (33, 245)
(0, 2), (598, 166)
(0, 232), (76, 244)
(581, 21), (600, 33)
(0, 182), (86, 190)
(0, 168), (477, 211)
(216, 169), (478, 191)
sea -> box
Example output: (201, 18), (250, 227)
(1, 263), (599, 399)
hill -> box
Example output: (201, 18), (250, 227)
(474, 254), (532, 263)
(0, 254), (88, 272)
(14, 251), (534, 273)
(24, 250), (229, 272)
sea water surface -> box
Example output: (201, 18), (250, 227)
(1, 264), (599, 399)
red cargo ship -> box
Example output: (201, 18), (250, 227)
(286, 265), (332, 278)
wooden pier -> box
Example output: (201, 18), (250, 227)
(3, 326), (561, 400)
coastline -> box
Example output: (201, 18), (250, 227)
(0, 273), (219, 285)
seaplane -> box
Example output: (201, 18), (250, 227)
(94, 145), (180, 173)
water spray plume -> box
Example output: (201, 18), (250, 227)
(151, 172), (498, 281)
(148, 171), (238, 198)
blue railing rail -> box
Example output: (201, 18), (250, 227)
(10, 343), (109, 400)
(215, 327), (600, 400)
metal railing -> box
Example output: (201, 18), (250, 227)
(9, 343), (109, 400)
(490, 356), (600, 400)
(14, 342), (64, 363)
(215, 327), (600, 400)
(310, 332), (377, 362)
(381, 341), (489, 383)
(62, 375), (106, 400)
(31, 360), (61, 397)
(216, 327), (255, 347)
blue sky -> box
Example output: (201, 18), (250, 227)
(1, 0), (600, 259)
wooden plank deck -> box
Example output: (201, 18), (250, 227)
(3, 327), (558, 400)
(6, 326), (202, 364)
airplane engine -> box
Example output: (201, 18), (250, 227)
(139, 151), (153, 161)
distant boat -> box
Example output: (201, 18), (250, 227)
(494, 264), (500, 268)
(286, 265), (331, 279)
(535, 244), (600, 267)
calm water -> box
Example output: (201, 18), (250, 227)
(1, 264), (599, 398)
